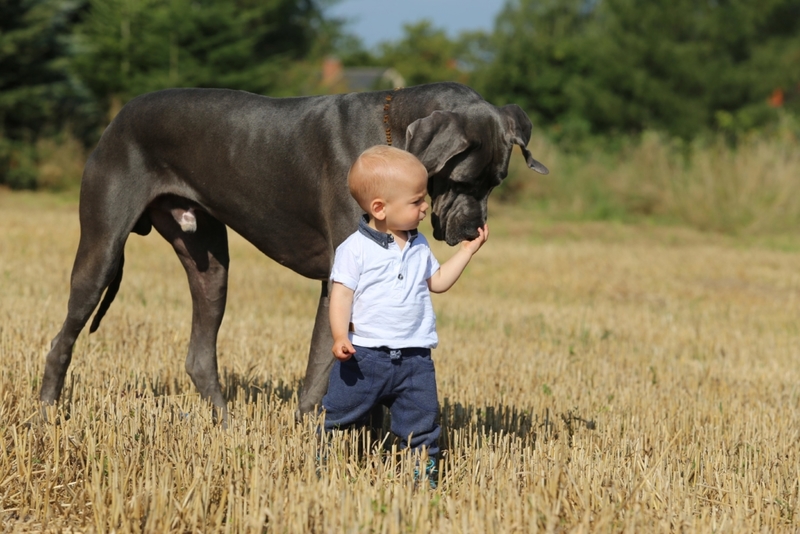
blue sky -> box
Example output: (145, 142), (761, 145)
(326, 0), (508, 49)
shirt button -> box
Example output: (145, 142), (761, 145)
(398, 274), (403, 280)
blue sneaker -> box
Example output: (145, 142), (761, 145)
(413, 458), (438, 489)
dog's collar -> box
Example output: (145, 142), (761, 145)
(358, 214), (418, 249)
(383, 88), (403, 146)
(383, 92), (394, 145)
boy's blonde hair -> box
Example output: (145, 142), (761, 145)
(348, 146), (427, 212)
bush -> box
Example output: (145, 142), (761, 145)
(0, 134), (86, 191)
(503, 116), (800, 234)
(0, 140), (37, 190)
(6, 165), (39, 190)
(34, 135), (86, 191)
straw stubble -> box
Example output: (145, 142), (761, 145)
(1, 195), (798, 532)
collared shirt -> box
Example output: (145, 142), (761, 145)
(331, 215), (441, 349)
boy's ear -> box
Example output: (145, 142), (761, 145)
(370, 198), (387, 221)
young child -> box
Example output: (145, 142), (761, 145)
(321, 145), (488, 482)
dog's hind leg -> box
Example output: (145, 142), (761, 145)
(150, 202), (230, 427)
(40, 198), (132, 407)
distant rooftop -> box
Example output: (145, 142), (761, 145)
(322, 57), (405, 92)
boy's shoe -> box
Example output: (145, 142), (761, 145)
(413, 458), (438, 489)
(315, 453), (326, 478)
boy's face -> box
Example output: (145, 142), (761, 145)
(380, 162), (429, 233)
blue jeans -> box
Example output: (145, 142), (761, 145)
(322, 346), (440, 456)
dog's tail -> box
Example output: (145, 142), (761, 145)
(89, 252), (124, 333)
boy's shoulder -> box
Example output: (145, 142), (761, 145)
(411, 231), (432, 247)
(333, 229), (369, 262)
(337, 229), (365, 249)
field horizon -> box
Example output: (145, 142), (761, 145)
(1, 190), (799, 532)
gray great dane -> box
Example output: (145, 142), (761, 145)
(40, 82), (548, 425)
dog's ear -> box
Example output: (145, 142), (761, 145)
(405, 111), (470, 176)
(500, 104), (549, 175)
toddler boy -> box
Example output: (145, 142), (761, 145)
(322, 145), (488, 480)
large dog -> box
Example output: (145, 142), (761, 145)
(40, 82), (548, 424)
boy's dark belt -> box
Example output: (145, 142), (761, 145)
(373, 346), (431, 360)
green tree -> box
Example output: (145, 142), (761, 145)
(0, 0), (97, 188)
(702, 0), (800, 130)
(0, 0), (92, 140)
(592, 0), (800, 137)
(474, 0), (800, 141)
(70, 0), (332, 118)
(471, 0), (596, 143)
(582, 0), (715, 138)
(375, 21), (466, 86)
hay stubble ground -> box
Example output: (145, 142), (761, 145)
(1, 192), (799, 532)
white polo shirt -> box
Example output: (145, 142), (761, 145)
(331, 216), (441, 349)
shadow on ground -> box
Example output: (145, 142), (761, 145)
(60, 370), (596, 448)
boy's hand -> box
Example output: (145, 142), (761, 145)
(428, 224), (489, 294)
(332, 336), (356, 361)
(460, 224), (489, 255)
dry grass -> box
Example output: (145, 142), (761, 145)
(1, 191), (799, 532)
(512, 125), (800, 234)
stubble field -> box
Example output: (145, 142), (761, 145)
(1, 191), (799, 532)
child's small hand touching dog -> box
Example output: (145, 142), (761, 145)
(461, 224), (489, 255)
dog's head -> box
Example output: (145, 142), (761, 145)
(406, 103), (548, 245)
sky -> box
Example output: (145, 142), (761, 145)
(326, 0), (508, 49)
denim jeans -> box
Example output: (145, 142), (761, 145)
(322, 345), (440, 456)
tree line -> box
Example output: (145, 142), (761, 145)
(1, 0), (799, 189)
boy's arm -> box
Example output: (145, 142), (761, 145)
(428, 225), (489, 294)
(329, 281), (356, 361)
